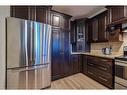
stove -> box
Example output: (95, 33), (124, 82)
(115, 55), (127, 89)
(115, 56), (127, 62)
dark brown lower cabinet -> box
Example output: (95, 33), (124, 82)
(86, 55), (114, 89)
(82, 55), (87, 74)
(69, 54), (81, 75)
(52, 52), (114, 89)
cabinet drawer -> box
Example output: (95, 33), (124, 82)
(97, 64), (112, 73)
(97, 72), (113, 88)
(87, 56), (112, 63)
(87, 66), (113, 88)
(87, 67), (97, 80)
(88, 64), (112, 77)
(87, 61), (112, 73)
(87, 56), (112, 64)
(99, 58), (113, 65)
(87, 56), (96, 63)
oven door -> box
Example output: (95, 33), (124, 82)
(115, 61), (127, 89)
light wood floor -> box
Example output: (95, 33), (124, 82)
(49, 73), (108, 89)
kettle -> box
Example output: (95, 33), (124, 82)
(102, 47), (112, 55)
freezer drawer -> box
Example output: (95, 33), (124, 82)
(7, 64), (51, 89)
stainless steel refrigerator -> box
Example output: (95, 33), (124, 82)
(6, 17), (51, 89)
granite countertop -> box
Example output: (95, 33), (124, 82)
(71, 52), (122, 59)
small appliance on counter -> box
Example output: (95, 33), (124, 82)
(102, 47), (112, 55)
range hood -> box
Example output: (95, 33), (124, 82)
(106, 24), (121, 33)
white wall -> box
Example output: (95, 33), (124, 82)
(0, 6), (10, 89)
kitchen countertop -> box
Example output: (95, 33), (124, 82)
(71, 52), (122, 59)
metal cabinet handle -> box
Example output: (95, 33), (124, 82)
(88, 63), (94, 66)
(101, 59), (107, 62)
(98, 66), (107, 71)
(98, 76), (108, 82)
(88, 71), (94, 75)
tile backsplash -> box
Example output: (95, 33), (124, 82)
(91, 32), (127, 55)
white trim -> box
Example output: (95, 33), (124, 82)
(88, 8), (107, 18)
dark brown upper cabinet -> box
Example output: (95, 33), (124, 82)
(11, 6), (29, 20)
(87, 19), (93, 42)
(61, 16), (70, 30)
(98, 11), (108, 42)
(106, 6), (127, 26)
(51, 10), (72, 30)
(10, 6), (51, 24)
(105, 6), (127, 42)
(51, 13), (61, 27)
(70, 21), (77, 43)
(92, 17), (99, 42)
(28, 6), (36, 21)
(70, 18), (90, 52)
(87, 11), (108, 43)
(36, 6), (51, 24)
(108, 6), (127, 22)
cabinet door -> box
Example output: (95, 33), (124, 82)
(28, 6), (36, 21)
(63, 30), (70, 76)
(70, 55), (80, 74)
(10, 6), (36, 20)
(70, 21), (77, 43)
(59, 29), (65, 77)
(108, 6), (126, 23)
(51, 11), (71, 29)
(10, 6), (29, 20)
(92, 18), (98, 42)
(98, 11), (108, 42)
(51, 28), (70, 79)
(111, 6), (125, 22)
(87, 20), (93, 42)
(87, 11), (109, 43)
(76, 19), (90, 52)
(77, 21), (84, 42)
(51, 28), (61, 80)
(11, 6), (51, 24)
(36, 6), (51, 24)
(82, 55), (87, 74)
(61, 16), (70, 29)
(51, 13), (61, 27)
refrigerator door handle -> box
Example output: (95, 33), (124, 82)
(25, 20), (29, 66)
(8, 65), (48, 72)
(30, 21), (34, 65)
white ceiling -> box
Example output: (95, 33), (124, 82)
(52, 6), (107, 20)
